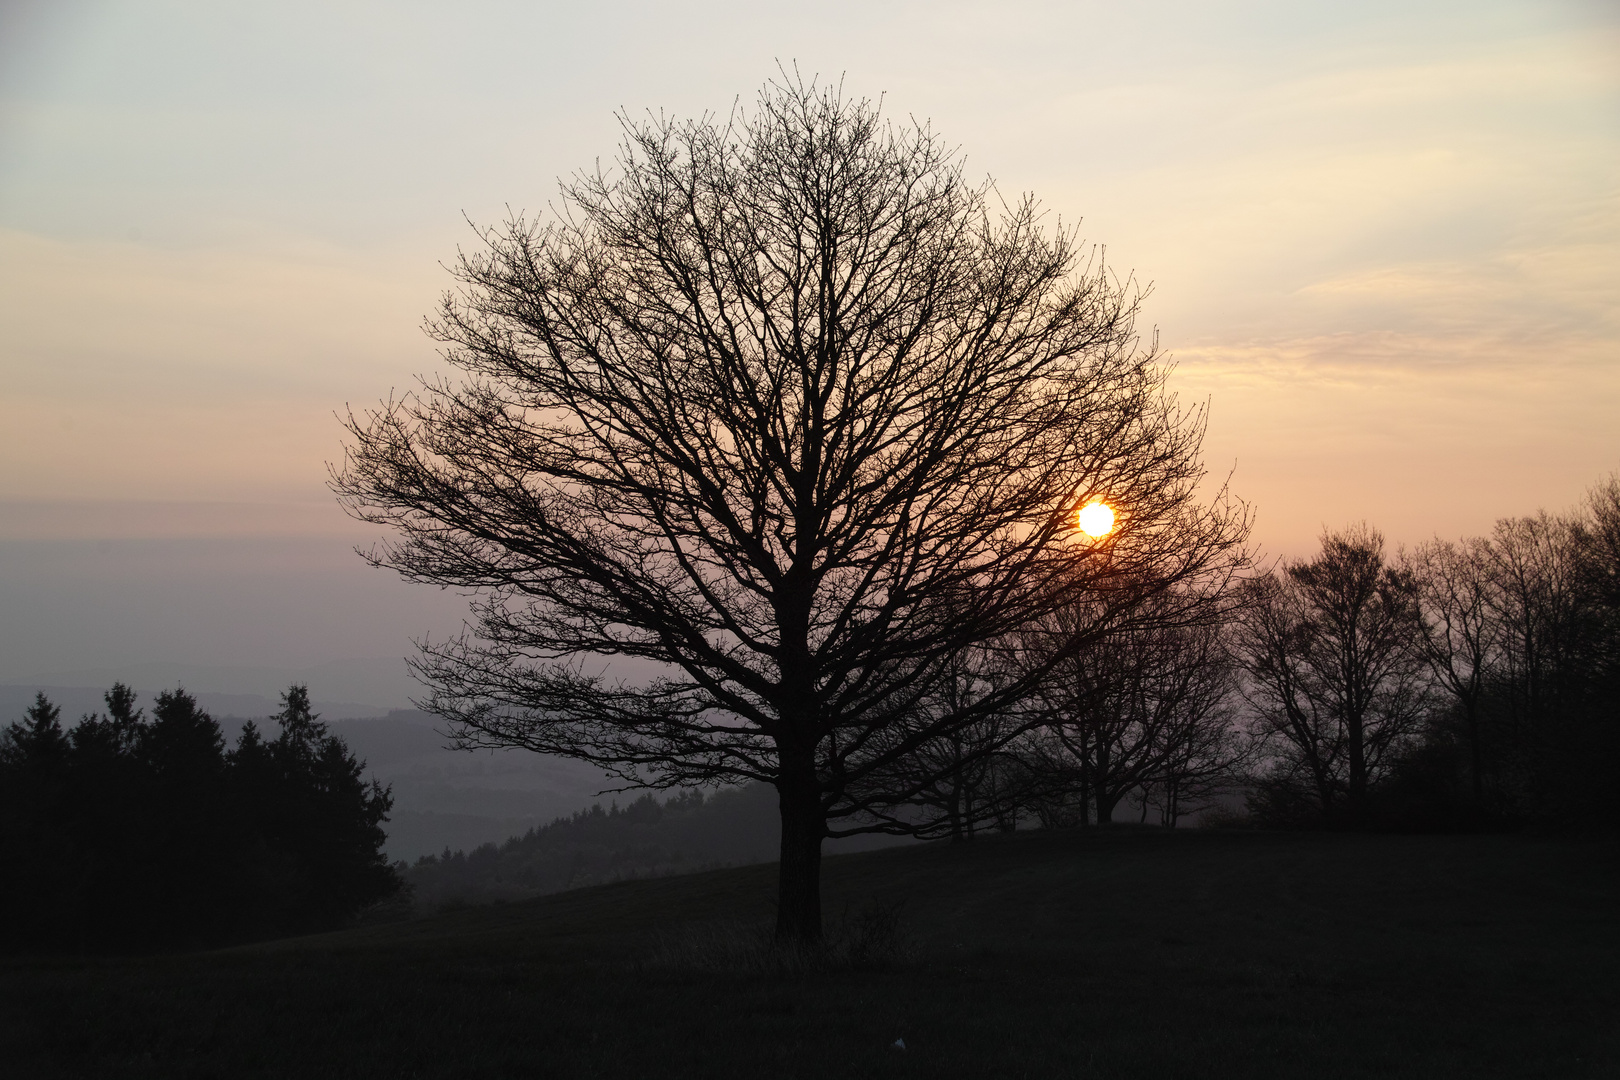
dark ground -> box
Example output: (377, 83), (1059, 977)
(4, 828), (1617, 1079)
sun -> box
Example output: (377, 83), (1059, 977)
(1077, 501), (1115, 538)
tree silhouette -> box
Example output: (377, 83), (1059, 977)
(1022, 608), (1245, 827)
(1409, 537), (1501, 807)
(1386, 479), (1620, 827)
(0, 693), (68, 768)
(138, 689), (230, 944)
(843, 649), (1034, 841)
(229, 686), (399, 935)
(0, 695), (75, 945)
(335, 76), (1248, 940)
(1235, 526), (1430, 826)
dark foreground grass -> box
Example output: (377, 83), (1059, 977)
(4, 829), (1618, 1079)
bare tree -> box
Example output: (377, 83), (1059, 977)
(1398, 479), (1620, 825)
(334, 77), (1249, 941)
(1020, 597), (1245, 827)
(1481, 511), (1594, 812)
(1140, 622), (1247, 826)
(1571, 476), (1620, 819)
(845, 648), (1035, 841)
(1408, 537), (1501, 805)
(1575, 475), (1620, 619)
(1234, 526), (1430, 826)
(1487, 513), (1587, 720)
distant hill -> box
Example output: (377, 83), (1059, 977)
(406, 785), (778, 908)
(315, 711), (622, 862)
(405, 783), (912, 911)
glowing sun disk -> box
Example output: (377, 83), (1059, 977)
(1078, 501), (1115, 538)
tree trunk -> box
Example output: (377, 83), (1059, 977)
(1162, 780), (1180, 827)
(948, 746), (966, 843)
(1094, 739), (1114, 824)
(1346, 715), (1367, 825)
(774, 748), (825, 943)
(1078, 740), (1091, 828)
(1464, 699), (1484, 806)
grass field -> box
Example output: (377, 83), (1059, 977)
(4, 828), (1618, 1078)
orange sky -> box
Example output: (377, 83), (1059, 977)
(0, 0), (1615, 692)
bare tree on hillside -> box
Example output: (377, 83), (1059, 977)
(1408, 537), (1501, 805)
(1573, 476), (1620, 703)
(845, 647), (1033, 841)
(1398, 479), (1620, 824)
(1141, 623), (1247, 825)
(1234, 526), (1430, 826)
(334, 76), (1249, 942)
(1481, 511), (1596, 812)
(1020, 599), (1245, 827)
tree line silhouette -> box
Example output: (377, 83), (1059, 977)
(2, 479), (1611, 952)
(0, 684), (400, 954)
(1230, 480), (1619, 828)
(897, 476), (1620, 835)
(417, 469), (1620, 912)
(325, 74), (1620, 941)
(3, 476), (1612, 954)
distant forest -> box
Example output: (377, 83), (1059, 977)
(405, 785), (782, 911)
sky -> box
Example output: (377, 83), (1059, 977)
(1, 0), (1616, 704)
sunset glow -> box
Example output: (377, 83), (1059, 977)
(1078, 502), (1115, 538)
(0, 0), (1613, 686)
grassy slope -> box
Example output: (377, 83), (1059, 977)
(5, 829), (1618, 1079)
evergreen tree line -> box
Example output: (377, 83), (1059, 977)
(0, 684), (400, 954)
(876, 475), (1620, 836)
